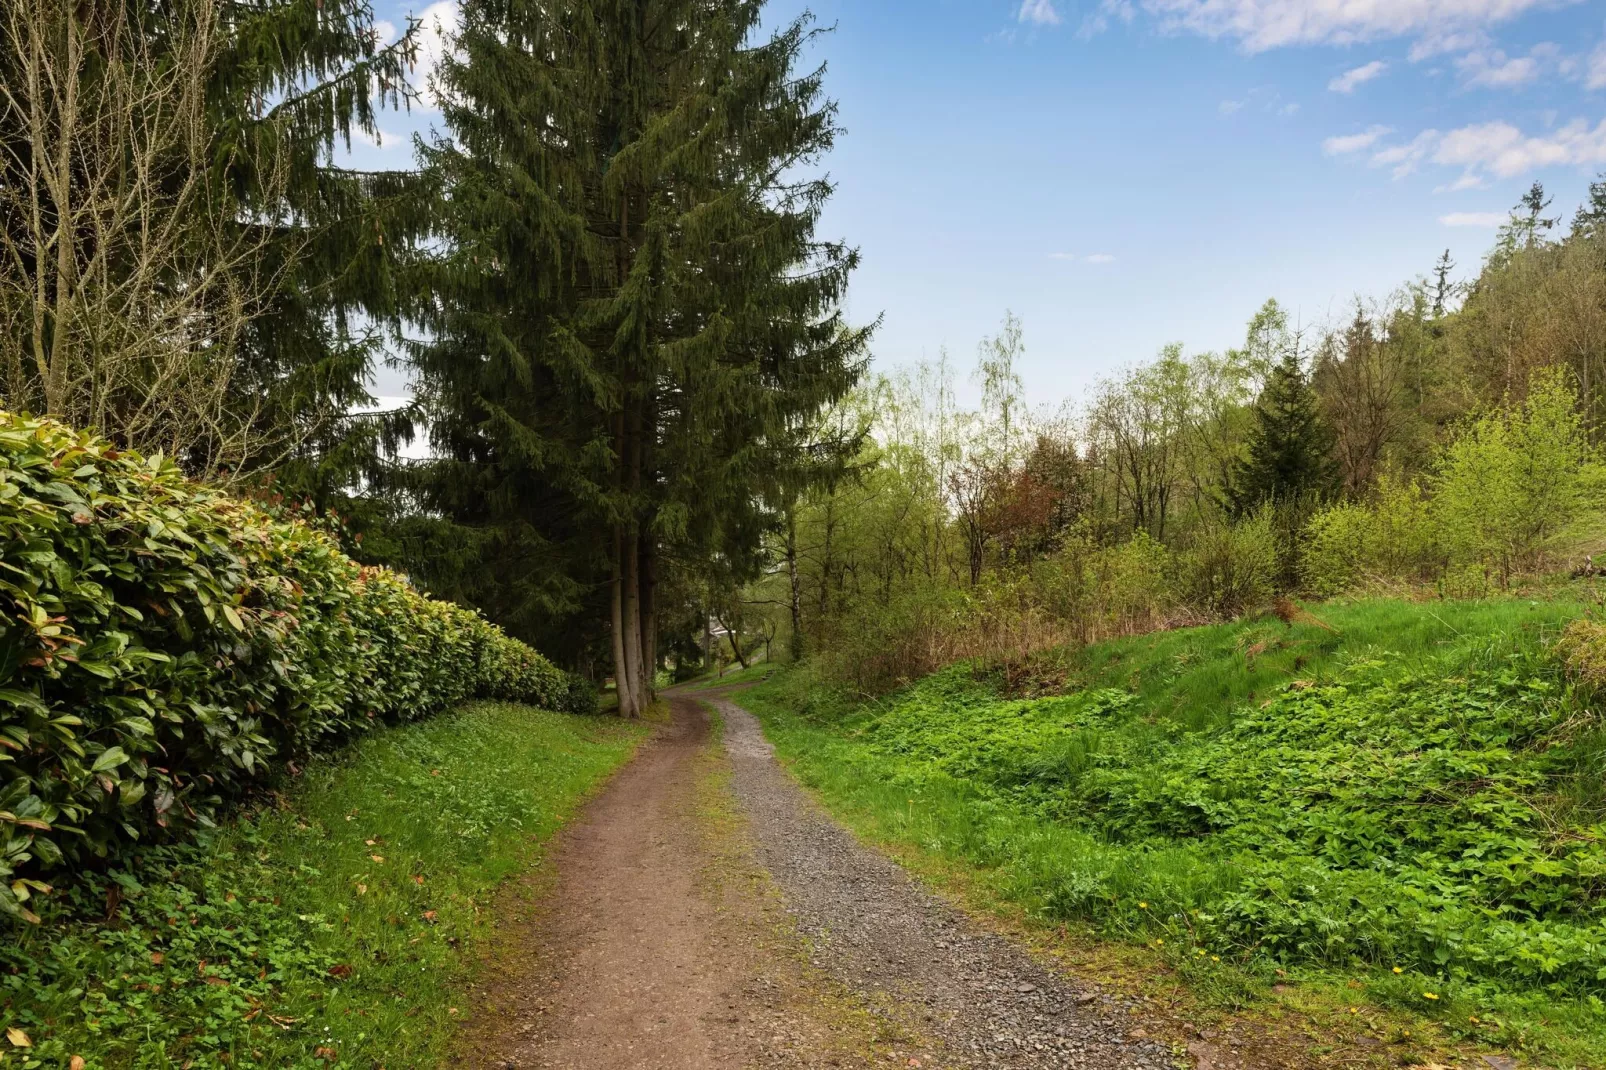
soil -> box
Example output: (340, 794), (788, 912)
(451, 688), (1400, 1070)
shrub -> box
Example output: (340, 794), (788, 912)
(1177, 510), (1279, 618)
(0, 414), (584, 922)
(1434, 369), (1589, 586)
(1302, 474), (1439, 597)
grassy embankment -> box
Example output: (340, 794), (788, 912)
(0, 702), (647, 1069)
(741, 598), (1606, 1068)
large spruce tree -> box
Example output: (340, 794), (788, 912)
(408, 0), (868, 714)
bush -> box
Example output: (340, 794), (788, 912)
(1177, 509), (1279, 618)
(0, 414), (583, 921)
(1302, 474), (1439, 597)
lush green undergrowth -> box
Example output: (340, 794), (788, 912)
(745, 597), (1606, 1066)
(0, 701), (646, 1069)
(0, 415), (591, 919)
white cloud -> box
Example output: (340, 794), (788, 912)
(1134, 0), (1580, 53)
(1434, 118), (1606, 176)
(373, 19), (398, 45)
(1457, 43), (1559, 88)
(1589, 41), (1606, 89)
(413, 0), (461, 108)
(1085, 253), (1117, 263)
(1018, 0), (1062, 26)
(1440, 211), (1507, 226)
(354, 127), (405, 150)
(1322, 125), (1393, 156)
(1219, 86), (1298, 118)
(1342, 118), (1606, 183)
(1080, 0), (1136, 37)
(1435, 172), (1490, 192)
(1329, 60), (1387, 93)
(1409, 28), (1490, 61)
(1370, 129), (1440, 177)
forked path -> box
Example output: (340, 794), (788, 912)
(459, 691), (1175, 1070)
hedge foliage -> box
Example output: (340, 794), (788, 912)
(0, 414), (589, 922)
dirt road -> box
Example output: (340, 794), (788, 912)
(457, 691), (1177, 1070)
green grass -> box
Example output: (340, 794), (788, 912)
(0, 701), (647, 1069)
(745, 597), (1606, 1068)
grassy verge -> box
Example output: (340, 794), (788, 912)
(0, 701), (647, 1069)
(738, 597), (1606, 1068)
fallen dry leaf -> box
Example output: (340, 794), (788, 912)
(370, 854), (385, 864)
(70, 1057), (86, 1070)
(5, 1027), (30, 1048)
(328, 964), (353, 980)
(150, 951), (164, 965)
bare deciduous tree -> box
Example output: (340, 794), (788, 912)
(0, 0), (298, 476)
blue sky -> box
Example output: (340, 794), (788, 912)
(354, 0), (1606, 407)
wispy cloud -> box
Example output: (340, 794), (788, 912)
(1079, 0), (1136, 37)
(1440, 212), (1507, 227)
(1588, 40), (1606, 90)
(1336, 117), (1606, 183)
(1048, 252), (1079, 260)
(1018, 0), (1062, 26)
(1219, 86), (1299, 119)
(413, 0), (461, 109)
(1123, 0), (1579, 53)
(353, 127), (404, 150)
(1457, 43), (1559, 89)
(1329, 60), (1387, 93)
(1435, 173), (1489, 193)
(1048, 252), (1117, 264)
(1370, 130), (1440, 177)
(1322, 126), (1393, 156)
(1085, 253), (1117, 264)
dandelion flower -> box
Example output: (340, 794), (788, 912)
(1392, 967), (1403, 974)
(1423, 993), (1438, 1001)
(1138, 902), (1148, 910)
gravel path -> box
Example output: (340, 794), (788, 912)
(711, 693), (1179, 1070)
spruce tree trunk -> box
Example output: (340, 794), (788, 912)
(610, 525), (635, 717)
(640, 533), (657, 701)
(621, 528), (644, 714)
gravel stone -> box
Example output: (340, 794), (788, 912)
(713, 695), (1177, 1070)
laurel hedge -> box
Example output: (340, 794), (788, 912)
(0, 414), (588, 922)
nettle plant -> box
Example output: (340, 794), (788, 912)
(0, 414), (586, 921)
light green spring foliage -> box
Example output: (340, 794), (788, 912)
(1304, 369), (1596, 596)
(0, 702), (648, 1069)
(747, 598), (1606, 1065)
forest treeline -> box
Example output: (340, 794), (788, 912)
(743, 181), (1606, 693)
(0, 0), (869, 715)
(7, 0), (1606, 709)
